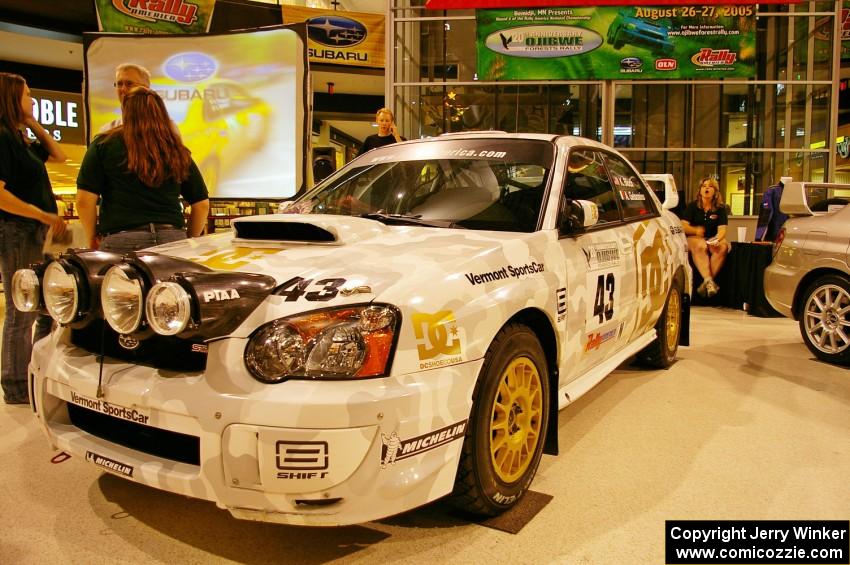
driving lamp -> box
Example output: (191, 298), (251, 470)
(43, 261), (80, 324)
(146, 281), (192, 336)
(11, 269), (41, 312)
(101, 265), (144, 334)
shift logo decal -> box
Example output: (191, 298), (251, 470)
(306, 16), (367, 48)
(484, 25), (603, 58)
(691, 48), (738, 67)
(380, 420), (468, 468)
(412, 310), (463, 369)
(556, 287), (567, 322)
(86, 451), (134, 477)
(276, 441), (329, 479)
(111, 0), (199, 25)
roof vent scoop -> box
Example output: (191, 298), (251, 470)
(231, 215), (388, 245)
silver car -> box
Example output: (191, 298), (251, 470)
(764, 181), (850, 365)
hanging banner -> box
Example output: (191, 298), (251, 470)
(282, 6), (385, 68)
(94, 0), (216, 34)
(477, 6), (756, 80)
(430, 0), (797, 7)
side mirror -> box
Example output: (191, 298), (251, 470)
(561, 199), (599, 233)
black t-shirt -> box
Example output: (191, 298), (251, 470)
(681, 201), (728, 239)
(77, 133), (209, 235)
(358, 133), (405, 156)
(0, 127), (57, 222)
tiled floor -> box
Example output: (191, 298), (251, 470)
(1, 306), (848, 564)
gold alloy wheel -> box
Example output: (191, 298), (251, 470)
(489, 356), (543, 483)
(665, 288), (681, 353)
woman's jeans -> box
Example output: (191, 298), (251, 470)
(0, 219), (49, 403)
(100, 227), (186, 254)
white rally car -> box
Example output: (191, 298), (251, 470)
(14, 133), (690, 526)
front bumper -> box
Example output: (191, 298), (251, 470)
(29, 330), (481, 526)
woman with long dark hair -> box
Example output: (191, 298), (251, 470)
(76, 86), (209, 253)
(0, 72), (68, 404)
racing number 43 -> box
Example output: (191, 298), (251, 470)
(594, 273), (615, 324)
(275, 277), (346, 301)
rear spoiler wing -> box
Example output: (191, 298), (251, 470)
(641, 173), (679, 211)
(780, 180), (850, 217)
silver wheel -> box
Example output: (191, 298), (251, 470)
(799, 275), (850, 365)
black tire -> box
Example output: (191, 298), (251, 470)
(451, 324), (549, 516)
(798, 274), (850, 365)
(636, 281), (682, 368)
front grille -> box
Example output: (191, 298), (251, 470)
(68, 402), (200, 466)
(71, 320), (208, 372)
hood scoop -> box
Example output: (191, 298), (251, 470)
(231, 214), (388, 245)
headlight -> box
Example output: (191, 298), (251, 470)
(245, 305), (399, 383)
(146, 281), (192, 336)
(11, 269), (41, 312)
(101, 265), (144, 334)
(43, 261), (79, 324)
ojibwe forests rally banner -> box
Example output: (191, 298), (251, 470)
(94, 0), (215, 34)
(282, 6), (385, 69)
(477, 5), (756, 80)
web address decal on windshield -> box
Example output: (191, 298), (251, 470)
(446, 149), (507, 158)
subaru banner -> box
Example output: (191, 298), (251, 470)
(477, 6), (756, 80)
(283, 6), (385, 69)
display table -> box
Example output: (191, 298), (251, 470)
(691, 241), (782, 317)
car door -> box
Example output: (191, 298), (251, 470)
(557, 148), (639, 379)
(604, 153), (674, 339)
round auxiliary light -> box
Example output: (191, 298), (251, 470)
(43, 261), (79, 324)
(101, 265), (143, 334)
(11, 269), (41, 312)
(146, 281), (192, 336)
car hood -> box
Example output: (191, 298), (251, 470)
(151, 213), (548, 306)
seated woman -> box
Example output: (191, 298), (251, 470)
(681, 177), (730, 297)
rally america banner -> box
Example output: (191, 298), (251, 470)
(477, 6), (756, 80)
(430, 0), (797, 7)
(94, 0), (215, 34)
(282, 6), (385, 69)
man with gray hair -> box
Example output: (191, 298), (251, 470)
(100, 63), (151, 132)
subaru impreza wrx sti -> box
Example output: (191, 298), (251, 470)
(14, 132), (691, 526)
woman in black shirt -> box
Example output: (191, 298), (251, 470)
(358, 107), (405, 155)
(681, 177), (730, 297)
(0, 73), (68, 404)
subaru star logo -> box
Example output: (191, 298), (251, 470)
(163, 52), (218, 83)
(620, 57), (642, 69)
(306, 16), (367, 48)
(118, 334), (141, 351)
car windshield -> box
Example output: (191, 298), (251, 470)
(287, 139), (555, 232)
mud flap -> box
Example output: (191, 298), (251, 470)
(679, 292), (691, 346)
